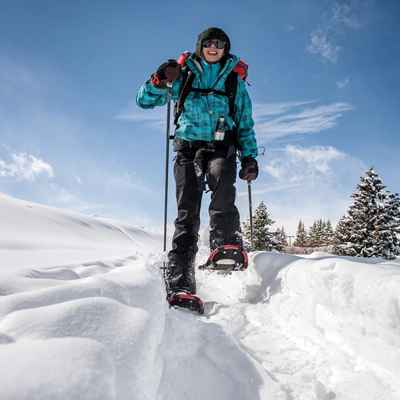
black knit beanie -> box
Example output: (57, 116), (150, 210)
(195, 27), (231, 58)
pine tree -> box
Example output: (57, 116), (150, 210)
(333, 167), (400, 259)
(319, 220), (326, 246)
(313, 219), (327, 247)
(307, 220), (318, 247)
(293, 220), (308, 247)
(242, 201), (283, 252)
(323, 219), (334, 246)
(275, 226), (288, 246)
(332, 215), (353, 255)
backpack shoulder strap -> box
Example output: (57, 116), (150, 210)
(225, 71), (238, 120)
(174, 66), (196, 125)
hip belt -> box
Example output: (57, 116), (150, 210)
(173, 130), (236, 152)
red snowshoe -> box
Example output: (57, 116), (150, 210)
(198, 245), (248, 271)
(167, 290), (204, 314)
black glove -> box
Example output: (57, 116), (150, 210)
(239, 156), (258, 181)
(151, 59), (182, 88)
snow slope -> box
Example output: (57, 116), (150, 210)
(0, 191), (162, 269)
(0, 191), (399, 400)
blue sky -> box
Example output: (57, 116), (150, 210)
(1, 0), (399, 237)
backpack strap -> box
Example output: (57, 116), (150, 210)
(224, 71), (238, 120)
(174, 66), (196, 125)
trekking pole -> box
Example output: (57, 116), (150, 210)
(248, 181), (254, 252)
(163, 82), (173, 255)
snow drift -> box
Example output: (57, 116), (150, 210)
(0, 191), (399, 400)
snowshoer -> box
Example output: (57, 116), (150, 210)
(136, 27), (258, 312)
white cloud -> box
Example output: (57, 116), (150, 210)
(285, 144), (345, 174)
(0, 152), (54, 181)
(336, 76), (350, 88)
(253, 101), (317, 118)
(254, 101), (355, 143)
(307, 1), (366, 63)
(262, 144), (364, 185)
(330, 2), (362, 29)
(307, 28), (342, 64)
(54, 187), (78, 203)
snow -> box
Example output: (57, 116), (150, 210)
(1, 191), (400, 399)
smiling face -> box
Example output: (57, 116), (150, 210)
(201, 39), (225, 64)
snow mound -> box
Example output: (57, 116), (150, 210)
(0, 338), (115, 400)
(0, 251), (166, 400)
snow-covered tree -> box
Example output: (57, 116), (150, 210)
(293, 220), (308, 247)
(318, 220), (326, 245)
(312, 219), (329, 247)
(323, 219), (334, 246)
(333, 167), (400, 259)
(332, 215), (352, 254)
(306, 219), (335, 247)
(275, 226), (288, 246)
(243, 201), (283, 252)
(307, 220), (319, 247)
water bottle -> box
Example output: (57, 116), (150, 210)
(214, 117), (225, 141)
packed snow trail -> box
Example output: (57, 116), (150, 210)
(1, 192), (400, 399)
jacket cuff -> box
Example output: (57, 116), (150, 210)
(145, 79), (168, 93)
(239, 150), (257, 162)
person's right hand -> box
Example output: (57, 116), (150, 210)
(151, 59), (182, 88)
(239, 156), (259, 181)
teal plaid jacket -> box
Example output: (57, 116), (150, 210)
(136, 53), (257, 160)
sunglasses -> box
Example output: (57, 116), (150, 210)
(202, 40), (226, 49)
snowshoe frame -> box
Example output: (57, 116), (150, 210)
(198, 245), (248, 271)
(168, 293), (204, 314)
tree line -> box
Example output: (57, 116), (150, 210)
(242, 167), (400, 260)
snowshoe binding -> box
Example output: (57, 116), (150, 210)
(167, 290), (204, 314)
(198, 245), (248, 271)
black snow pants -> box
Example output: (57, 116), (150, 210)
(166, 147), (242, 294)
